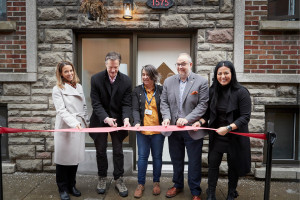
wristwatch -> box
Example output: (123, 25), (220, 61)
(199, 120), (203, 126)
(226, 125), (232, 132)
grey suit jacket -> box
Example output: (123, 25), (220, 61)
(160, 72), (209, 140)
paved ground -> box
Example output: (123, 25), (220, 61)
(2, 173), (299, 200)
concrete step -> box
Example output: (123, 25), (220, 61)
(255, 167), (300, 180)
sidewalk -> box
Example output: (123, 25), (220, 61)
(3, 173), (299, 200)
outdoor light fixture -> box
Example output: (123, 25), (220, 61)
(123, 0), (133, 19)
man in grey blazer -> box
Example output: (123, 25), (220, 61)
(160, 53), (209, 200)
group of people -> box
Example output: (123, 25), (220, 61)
(52, 52), (251, 200)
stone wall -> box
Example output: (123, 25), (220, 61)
(1, 0), (298, 174)
(2, 0), (236, 172)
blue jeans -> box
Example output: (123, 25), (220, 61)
(136, 132), (165, 185)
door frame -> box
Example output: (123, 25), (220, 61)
(76, 30), (197, 168)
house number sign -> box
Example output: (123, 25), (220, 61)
(146, 0), (174, 9)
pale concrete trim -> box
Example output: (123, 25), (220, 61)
(259, 20), (300, 31)
(255, 167), (300, 179)
(236, 73), (300, 83)
(26, 0), (37, 76)
(0, 21), (16, 32)
(0, 73), (37, 82)
(233, 0), (245, 73)
(210, 73), (300, 84)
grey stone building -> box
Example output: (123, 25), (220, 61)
(0, 0), (299, 179)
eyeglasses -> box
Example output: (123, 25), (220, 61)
(175, 62), (190, 67)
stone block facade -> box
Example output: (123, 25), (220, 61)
(0, 0), (299, 174)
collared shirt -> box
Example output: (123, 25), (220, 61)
(178, 75), (190, 116)
(109, 74), (117, 84)
(142, 87), (160, 135)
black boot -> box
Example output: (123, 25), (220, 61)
(70, 186), (81, 197)
(226, 189), (239, 200)
(59, 191), (70, 200)
(206, 187), (216, 200)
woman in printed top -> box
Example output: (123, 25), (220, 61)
(193, 61), (251, 200)
(52, 61), (90, 200)
(132, 64), (165, 198)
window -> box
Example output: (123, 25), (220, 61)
(265, 106), (300, 164)
(268, 0), (300, 20)
(0, 0), (6, 21)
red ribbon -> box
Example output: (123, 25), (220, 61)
(0, 125), (266, 140)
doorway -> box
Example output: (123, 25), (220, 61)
(78, 32), (196, 172)
(136, 36), (192, 169)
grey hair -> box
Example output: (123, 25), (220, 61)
(178, 53), (192, 63)
(105, 52), (121, 63)
(141, 64), (161, 84)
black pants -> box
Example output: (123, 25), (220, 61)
(56, 164), (78, 192)
(93, 130), (127, 180)
(208, 150), (239, 190)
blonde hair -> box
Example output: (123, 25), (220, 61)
(55, 61), (80, 89)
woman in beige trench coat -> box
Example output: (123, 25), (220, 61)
(52, 61), (89, 200)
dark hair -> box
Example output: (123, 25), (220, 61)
(141, 64), (160, 84)
(105, 52), (121, 63)
(210, 61), (241, 110)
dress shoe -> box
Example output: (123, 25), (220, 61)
(59, 191), (70, 200)
(70, 187), (81, 197)
(134, 184), (144, 198)
(165, 187), (183, 198)
(192, 195), (202, 200)
(153, 182), (161, 195)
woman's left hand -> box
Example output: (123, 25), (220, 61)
(76, 124), (82, 130)
(216, 126), (228, 136)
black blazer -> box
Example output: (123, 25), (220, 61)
(132, 84), (163, 126)
(204, 86), (251, 176)
(89, 70), (132, 138)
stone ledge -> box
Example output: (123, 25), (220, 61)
(255, 167), (300, 180)
(0, 73), (37, 82)
(259, 20), (300, 31)
(0, 21), (17, 32)
(2, 163), (16, 174)
(209, 73), (300, 84)
(77, 147), (133, 175)
(237, 73), (300, 84)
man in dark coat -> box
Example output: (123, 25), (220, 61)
(89, 52), (132, 197)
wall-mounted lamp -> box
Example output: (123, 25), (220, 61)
(123, 0), (133, 19)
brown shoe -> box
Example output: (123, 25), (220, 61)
(134, 184), (144, 198)
(192, 195), (201, 200)
(165, 187), (182, 198)
(153, 182), (161, 195)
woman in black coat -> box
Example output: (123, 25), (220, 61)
(193, 61), (251, 200)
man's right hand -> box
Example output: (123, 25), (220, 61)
(162, 119), (170, 127)
(135, 123), (140, 129)
(105, 118), (117, 127)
